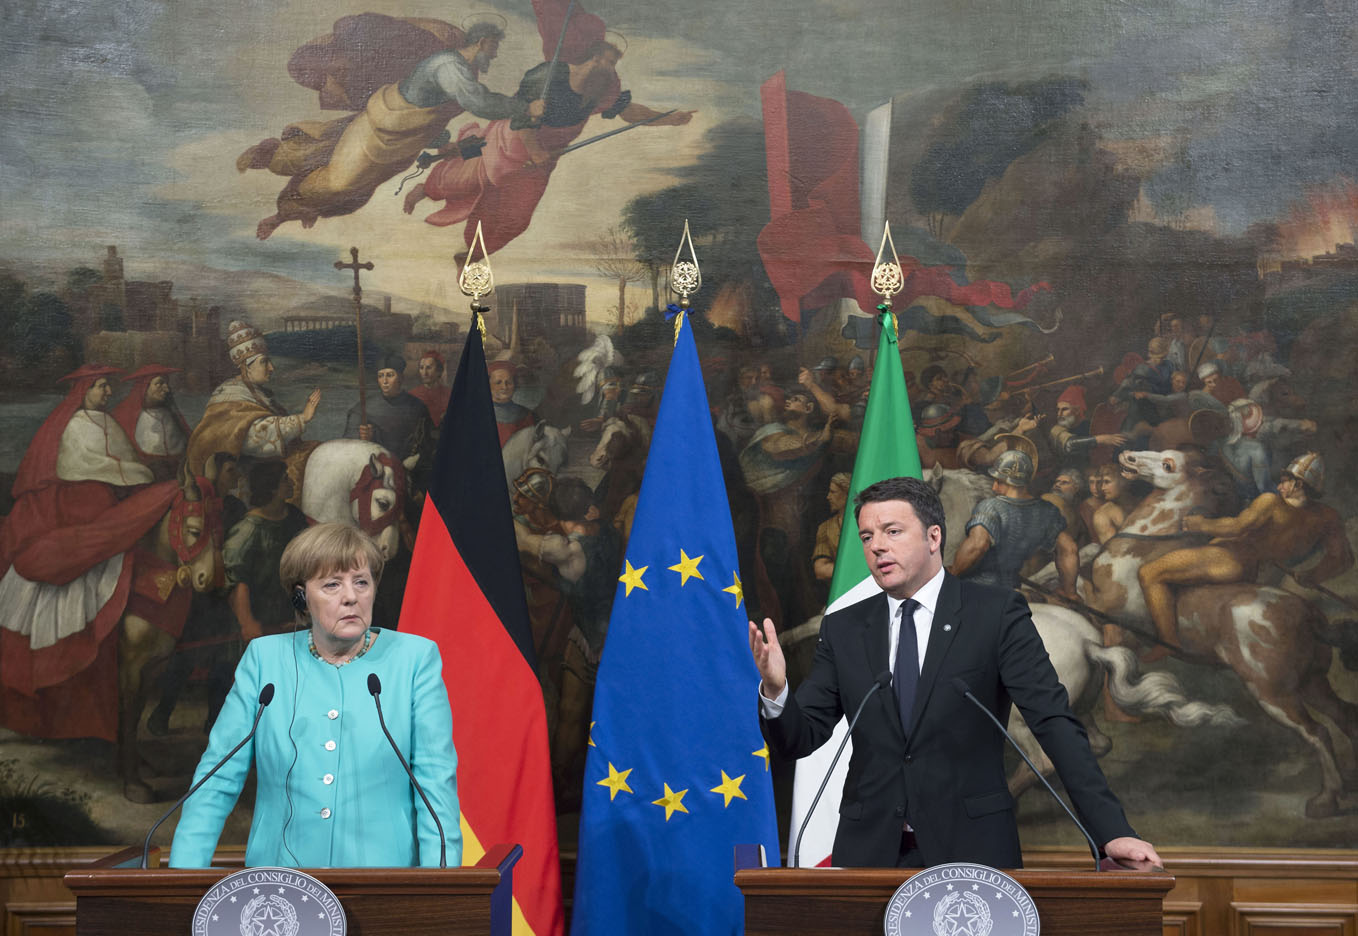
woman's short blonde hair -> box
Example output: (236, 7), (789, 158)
(279, 523), (385, 593)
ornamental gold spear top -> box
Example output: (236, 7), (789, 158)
(667, 219), (702, 343)
(871, 221), (904, 337)
(458, 220), (493, 338)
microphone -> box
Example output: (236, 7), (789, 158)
(368, 673), (447, 868)
(792, 670), (892, 869)
(141, 682), (275, 869)
(950, 676), (1101, 872)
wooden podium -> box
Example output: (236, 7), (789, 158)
(63, 843), (520, 936)
(735, 865), (1174, 935)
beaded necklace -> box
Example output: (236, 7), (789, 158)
(308, 628), (375, 666)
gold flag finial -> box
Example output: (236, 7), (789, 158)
(458, 221), (493, 338)
(667, 220), (702, 344)
(871, 221), (904, 337)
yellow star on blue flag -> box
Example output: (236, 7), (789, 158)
(667, 549), (704, 586)
(572, 312), (778, 935)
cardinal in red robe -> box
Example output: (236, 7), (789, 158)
(0, 365), (180, 742)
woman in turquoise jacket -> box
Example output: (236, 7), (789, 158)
(170, 523), (462, 868)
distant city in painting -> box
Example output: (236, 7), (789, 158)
(0, 0), (1355, 854)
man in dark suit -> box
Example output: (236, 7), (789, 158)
(749, 476), (1162, 869)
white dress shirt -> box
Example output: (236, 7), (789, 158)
(761, 565), (947, 716)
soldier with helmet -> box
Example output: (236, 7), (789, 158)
(811, 356), (840, 377)
(798, 359), (854, 424)
(916, 402), (962, 469)
(844, 354), (867, 391)
(1137, 452), (1353, 657)
(619, 371), (660, 427)
(949, 448), (1079, 598)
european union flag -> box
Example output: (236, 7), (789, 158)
(571, 314), (779, 935)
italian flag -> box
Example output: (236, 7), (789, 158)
(788, 309), (922, 867)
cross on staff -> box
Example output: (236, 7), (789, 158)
(335, 247), (374, 426)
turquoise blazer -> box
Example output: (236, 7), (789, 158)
(169, 629), (462, 868)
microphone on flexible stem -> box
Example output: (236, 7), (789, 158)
(141, 683), (275, 869)
(950, 676), (1102, 872)
(368, 673), (446, 868)
(792, 670), (892, 869)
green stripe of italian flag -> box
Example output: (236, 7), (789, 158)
(789, 311), (923, 867)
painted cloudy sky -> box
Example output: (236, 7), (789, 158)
(3, 0), (1356, 315)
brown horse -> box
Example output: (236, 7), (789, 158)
(119, 470), (224, 802)
(589, 414), (651, 522)
(1085, 449), (1358, 818)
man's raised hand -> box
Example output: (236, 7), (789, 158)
(748, 618), (786, 701)
(301, 388), (321, 423)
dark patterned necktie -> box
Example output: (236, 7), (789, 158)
(894, 598), (920, 736)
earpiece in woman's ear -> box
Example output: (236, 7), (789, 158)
(291, 587), (307, 613)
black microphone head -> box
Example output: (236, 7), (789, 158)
(367, 673), (381, 696)
(259, 683), (275, 706)
(950, 676), (972, 697)
(875, 670), (892, 690)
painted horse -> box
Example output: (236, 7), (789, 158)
(119, 469), (225, 801)
(589, 414), (651, 521)
(1085, 449), (1358, 817)
(299, 439), (405, 560)
(502, 422), (571, 492)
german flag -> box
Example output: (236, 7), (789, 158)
(399, 319), (562, 936)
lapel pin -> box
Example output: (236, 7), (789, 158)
(943, 624), (952, 632)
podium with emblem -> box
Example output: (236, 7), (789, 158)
(734, 859), (1173, 935)
(63, 843), (520, 936)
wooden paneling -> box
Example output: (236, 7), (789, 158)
(3, 901), (74, 936)
(1162, 898), (1203, 936)
(0, 846), (244, 936)
(1027, 849), (1358, 936)
(1232, 904), (1357, 936)
(3, 845), (1356, 934)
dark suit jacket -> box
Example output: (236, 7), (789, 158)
(761, 573), (1135, 868)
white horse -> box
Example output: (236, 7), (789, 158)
(1080, 449), (1358, 817)
(299, 439), (404, 560)
(502, 422), (571, 489)
(1009, 605), (1243, 795)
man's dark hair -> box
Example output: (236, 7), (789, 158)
(376, 352), (407, 376)
(584, 39), (622, 61)
(920, 364), (948, 388)
(462, 22), (506, 46)
(550, 477), (597, 523)
(853, 476), (947, 550)
(247, 461), (290, 508)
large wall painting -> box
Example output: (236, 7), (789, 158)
(1, 0), (1355, 855)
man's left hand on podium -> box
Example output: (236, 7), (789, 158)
(1103, 836), (1164, 871)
